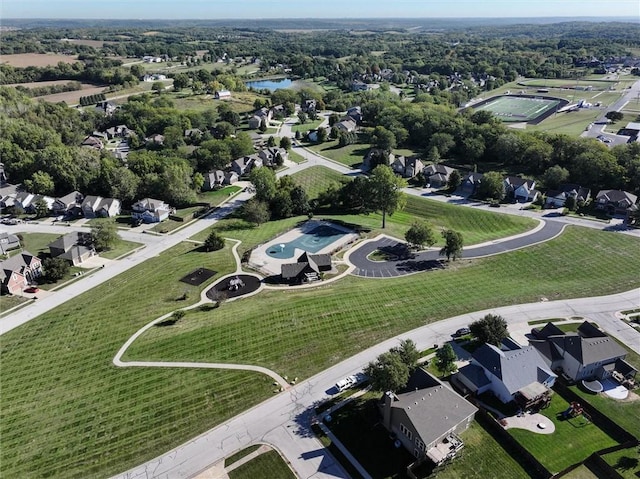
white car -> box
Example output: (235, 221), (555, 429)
(335, 375), (357, 392)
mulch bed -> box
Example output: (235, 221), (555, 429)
(179, 268), (217, 286)
(206, 274), (261, 300)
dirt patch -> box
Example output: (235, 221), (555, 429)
(179, 268), (217, 286)
(38, 84), (107, 104)
(1, 53), (79, 67)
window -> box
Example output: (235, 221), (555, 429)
(399, 423), (412, 440)
(415, 438), (425, 451)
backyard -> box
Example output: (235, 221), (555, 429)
(2, 212), (640, 478)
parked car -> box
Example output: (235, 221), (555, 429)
(335, 375), (357, 392)
(454, 327), (470, 337)
(24, 287), (39, 293)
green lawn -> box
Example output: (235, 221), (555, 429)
(100, 239), (142, 260)
(508, 394), (618, 474)
(602, 447), (640, 479)
(291, 119), (323, 133)
(225, 445), (261, 468)
(287, 150), (306, 163)
(2, 214), (640, 477)
(0, 294), (28, 313)
(198, 186), (243, 205)
(307, 141), (370, 167)
(227, 450), (295, 479)
(12, 232), (59, 257)
(290, 165), (346, 199)
(127, 226), (640, 380)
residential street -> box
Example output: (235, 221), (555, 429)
(114, 288), (640, 479)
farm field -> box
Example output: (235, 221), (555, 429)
(0, 53), (79, 67)
(60, 38), (107, 48)
(4, 79), (80, 89)
(38, 84), (108, 104)
(2, 214), (640, 478)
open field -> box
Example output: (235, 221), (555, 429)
(292, 118), (324, 133)
(0, 53), (79, 67)
(528, 108), (602, 136)
(39, 84), (108, 104)
(509, 394), (618, 474)
(4, 79), (80, 89)
(306, 141), (369, 167)
(290, 165), (346, 199)
(169, 91), (260, 114)
(60, 38), (106, 48)
(519, 78), (617, 91)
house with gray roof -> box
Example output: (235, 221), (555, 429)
(49, 232), (95, 266)
(380, 368), (477, 465)
(52, 191), (84, 217)
(131, 198), (171, 223)
(530, 321), (636, 382)
(457, 342), (556, 408)
(423, 164), (455, 188)
(81, 196), (121, 219)
(391, 156), (425, 179)
(460, 172), (483, 196)
(0, 232), (21, 254)
(504, 176), (538, 202)
(595, 189), (638, 216)
(0, 251), (42, 295)
(545, 184), (591, 209)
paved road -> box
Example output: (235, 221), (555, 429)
(348, 219), (565, 277)
(114, 288), (640, 479)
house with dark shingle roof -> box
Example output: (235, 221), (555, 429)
(460, 172), (483, 196)
(530, 321), (636, 382)
(504, 176), (538, 202)
(132, 198), (171, 223)
(457, 342), (556, 407)
(595, 189), (638, 216)
(0, 232), (20, 254)
(281, 252), (332, 284)
(380, 368), (477, 465)
(0, 251), (43, 295)
(545, 184), (590, 209)
(423, 164), (455, 188)
(49, 232), (95, 266)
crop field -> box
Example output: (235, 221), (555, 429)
(0, 53), (79, 67)
(38, 84), (107, 104)
(473, 95), (565, 123)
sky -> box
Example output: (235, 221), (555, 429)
(2, 0), (639, 20)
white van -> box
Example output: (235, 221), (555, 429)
(335, 375), (357, 392)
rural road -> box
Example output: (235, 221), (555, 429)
(113, 288), (640, 479)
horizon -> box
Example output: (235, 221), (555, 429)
(2, 0), (639, 20)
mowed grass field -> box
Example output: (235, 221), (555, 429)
(474, 95), (561, 122)
(1, 211), (639, 478)
(0, 53), (79, 67)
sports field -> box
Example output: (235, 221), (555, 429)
(473, 95), (567, 124)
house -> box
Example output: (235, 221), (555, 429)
(48, 232), (95, 266)
(203, 170), (226, 190)
(0, 251), (43, 295)
(301, 99), (317, 113)
(95, 101), (117, 116)
(281, 252), (332, 284)
(105, 125), (130, 139)
(545, 184), (591, 208)
(460, 172), (483, 196)
(81, 135), (104, 150)
(52, 191), (84, 217)
(248, 108), (273, 129)
(335, 118), (357, 133)
(258, 147), (288, 167)
(25, 194), (54, 214)
(380, 368), (477, 465)
(146, 134), (165, 146)
(346, 106), (363, 123)
(392, 156), (425, 179)
(363, 148), (394, 170)
(530, 321), (636, 382)
(504, 177), (538, 202)
(231, 155), (261, 176)
(456, 342), (556, 408)
(214, 90), (231, 100)
(594, 189), (638, 216)
(131, 198), (171, 223)
(0, 232), (21, 254)
(352, 80), (377, 92)
(14, 192), (36, 211)
(143, 74), (167, 82)
(423, 164), (455, 188)
(81, 196), (121, 219)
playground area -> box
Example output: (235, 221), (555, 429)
(206, 274), (261, 300)
(179, 267), (217, 286)
(472, 94), (568, 124)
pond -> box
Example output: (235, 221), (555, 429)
(245, 78), (293, 91)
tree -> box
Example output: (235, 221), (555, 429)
(364, 351), (410, 392)
(173, 73), (189, 91)
(439, 229), (463, 261)
(392, 339), (420, 372)
(259, 119), (267, 133)
(242, 198), (270, 225)
(435, 344), (458, 376)
(565, 195), (577, 211)
(541, 165), (570, 190)
(371, 125), (396, 152)
(279, 136), (292, 150)
(290, 185), (310, 215)
(23, 170), (54, 195)
(605, 111), (624, 123)
(151, 81), (164, 94)
(203, 229), (225, 251)
(90, 219), (119, 252)
(297, 112), (307, 125)
(476, 171), (505, 201)
(405, 221), (436, 249)
(42, 257), (69, 282)
(469, 314), (508, 346)
(368, 165), (407, 228)
(267, 135), (276, 147)
(249, 167), (277, 202)
(447, 170), (462, 191)
(316, 127), (327, 143)
(33, 198), (50, 219)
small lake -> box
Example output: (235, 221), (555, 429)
(245, 78), (293, 91)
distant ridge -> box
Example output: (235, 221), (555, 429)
(1, 17), (638, 31)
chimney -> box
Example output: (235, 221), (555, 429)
(383, 391), (395, 430)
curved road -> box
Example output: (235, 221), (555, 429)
(348, 219), (565, 277)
